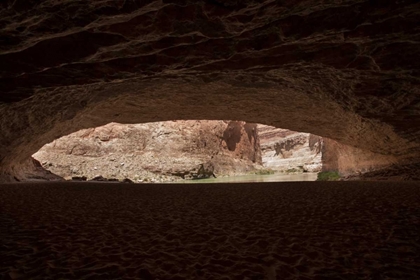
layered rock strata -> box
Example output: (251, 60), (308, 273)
(33, 121), (262, 182)
(258, 125), (322, 172)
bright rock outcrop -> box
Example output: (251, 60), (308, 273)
(33, 121), (262, 182)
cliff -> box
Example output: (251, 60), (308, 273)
(257, 125), (322, 172)
(33, 120), (262, 182)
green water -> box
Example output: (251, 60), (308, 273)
(180, 172), (318, 184)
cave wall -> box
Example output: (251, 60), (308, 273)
(322, 138), (397, 176)
(1, 80), (412, 182)
(0, 0), (419, 181)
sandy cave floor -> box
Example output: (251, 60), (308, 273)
(0, 181), (419, 280)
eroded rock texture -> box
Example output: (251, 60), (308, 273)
(258, 125), (322, 172)
(33, 121), (262, 182)
(0, 0), (419, 181)
(321, 138), (396, 177)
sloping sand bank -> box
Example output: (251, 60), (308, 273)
(1, 181), (419, 279)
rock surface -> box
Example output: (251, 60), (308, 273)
(258, 125), (322, 172)
(1, 1), (419, 181)
(33, 121), (262, 182)
(321, 138), (397, 177)
(7, 158), (63, 182)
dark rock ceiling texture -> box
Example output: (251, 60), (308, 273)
(0, 0), (419, 181)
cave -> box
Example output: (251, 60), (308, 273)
(0, 75), (407, 182)
(0, 1), (419, 279)
(1, 1), (419, 182)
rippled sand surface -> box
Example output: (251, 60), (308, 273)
(1, 181), (419, 279)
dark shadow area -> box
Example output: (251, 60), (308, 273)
(1, 181), (419, 279)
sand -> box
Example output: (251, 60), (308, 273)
(0, 181), (419, 280)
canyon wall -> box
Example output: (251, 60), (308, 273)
(33, 121), (262, 182)
(258, 125), (322, 172)
(33, 121), (327, 182)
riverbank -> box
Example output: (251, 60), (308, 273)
(182, 172), (318, 183)
(1, 181), (419, 279)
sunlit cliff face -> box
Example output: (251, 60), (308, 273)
(0, 0), (419, 182)
(31, 121), (324, 182)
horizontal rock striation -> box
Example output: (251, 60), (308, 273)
(258, 125), (322, 172)
(1, 0), (419, 181)
(33, 121), (262, 182)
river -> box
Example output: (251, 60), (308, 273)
(180, 172), (318, 184)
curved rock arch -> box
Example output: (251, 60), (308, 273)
(0, 0), (419, 181)
(0, 75), (411, 181)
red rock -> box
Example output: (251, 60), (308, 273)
(0, 1), (419, 181)
(32, 121), (262, 182)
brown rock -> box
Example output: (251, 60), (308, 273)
(90, 175), (107, 182)
(72, 176), (87, 181)
(258, 125), (322, 172)
(33, 121), (262, 182)
(3, 158), (64, 182)
(0, 1), (419, 181)
(321, 138), (396, 177)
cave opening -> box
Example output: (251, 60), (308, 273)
(0, 75), (402, 183)
(1, 1), (419, 278)
(31, 120), (324, 183)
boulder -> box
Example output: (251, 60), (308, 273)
(72, 176), (87, 181)
(90, 175), (107, 182)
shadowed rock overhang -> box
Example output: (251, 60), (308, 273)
(0, 0), (419, 181)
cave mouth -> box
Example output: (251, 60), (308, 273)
(32, 120), (323, 183)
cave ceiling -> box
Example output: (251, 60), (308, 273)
(0, 0), (419, 171)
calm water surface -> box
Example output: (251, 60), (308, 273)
(180, 172), (318, 184)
